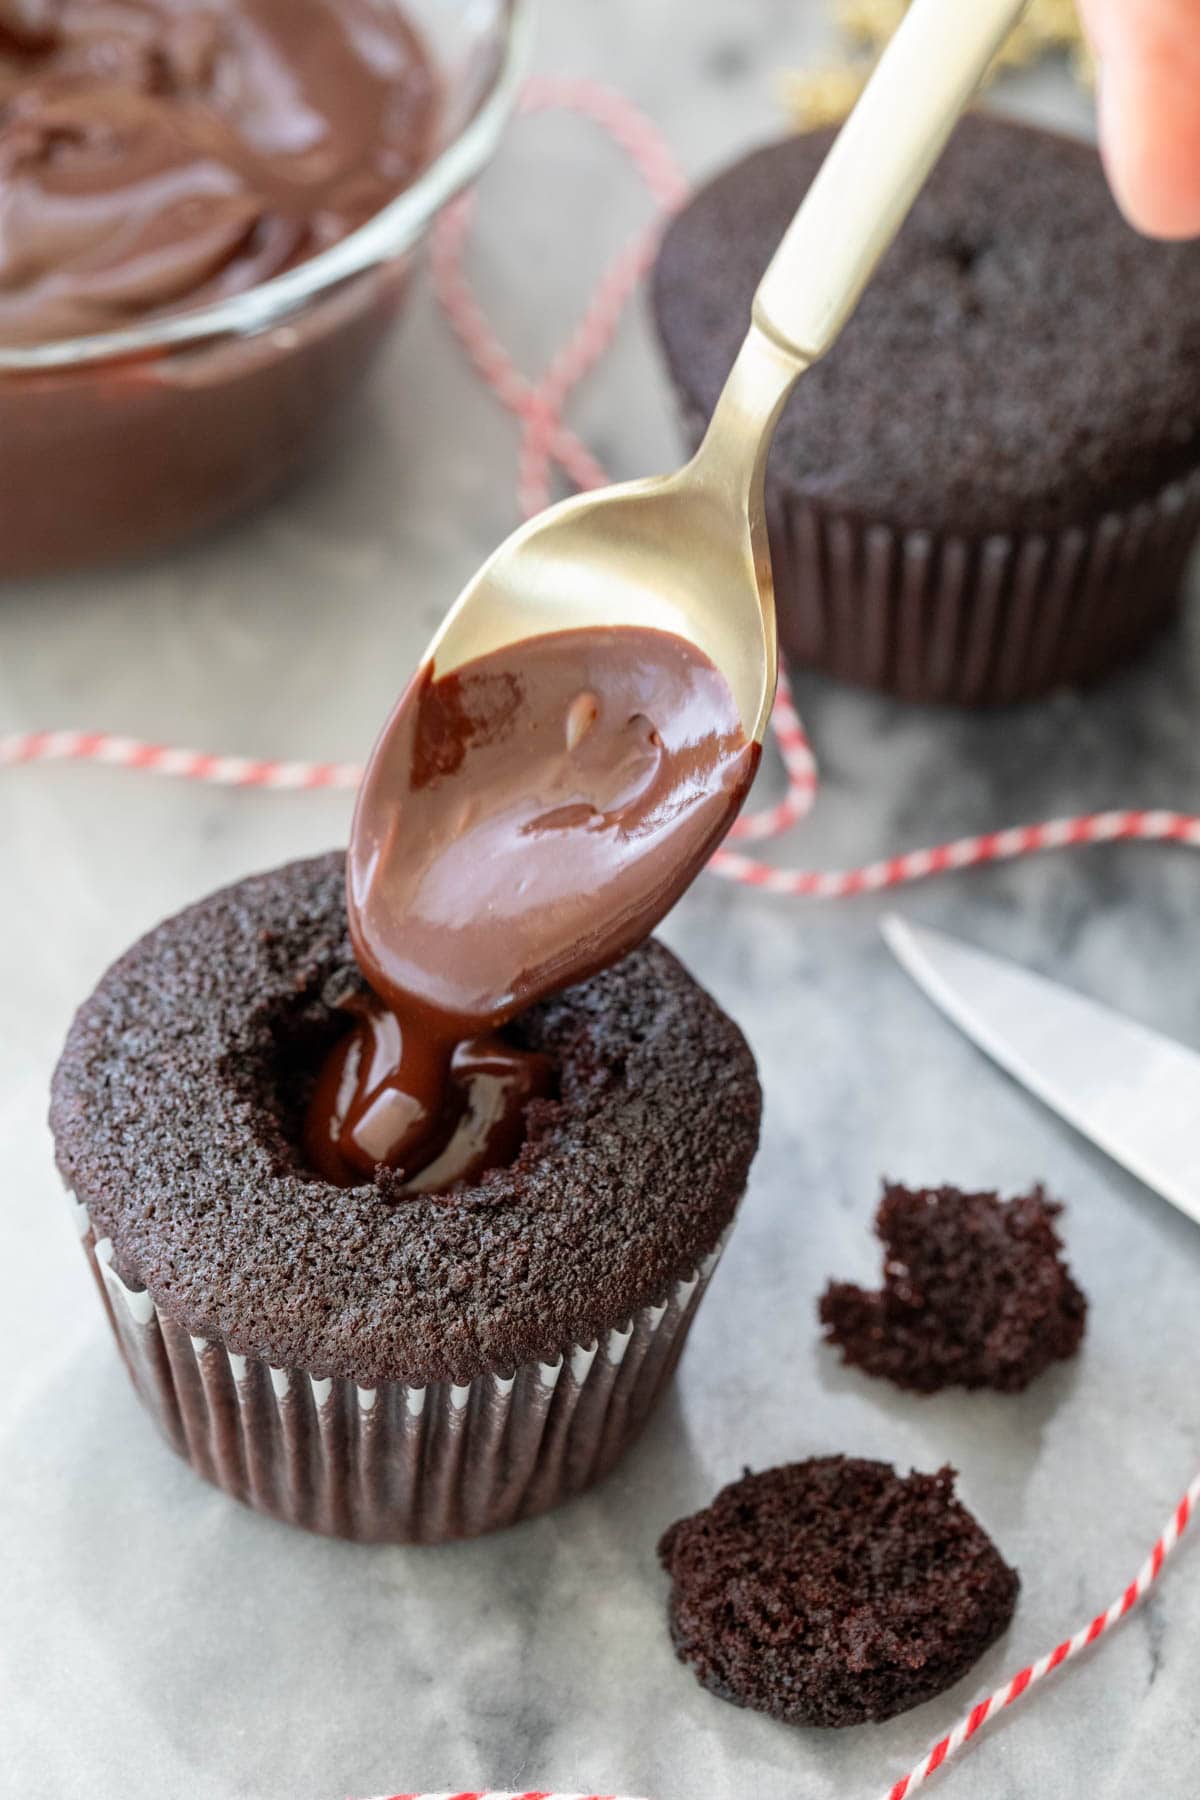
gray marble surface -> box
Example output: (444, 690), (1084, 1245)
(2, 4), (1198, 1798)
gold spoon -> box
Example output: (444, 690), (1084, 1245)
(422, 0), (1029, 745)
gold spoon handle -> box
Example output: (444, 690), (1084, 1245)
(753, 0), (1031, 367)
(692, 0), (1030, 514)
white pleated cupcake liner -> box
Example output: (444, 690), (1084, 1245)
(768, 467), (1200, 705)
(77, 1200), (727, 1544)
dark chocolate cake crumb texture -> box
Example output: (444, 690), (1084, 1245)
(49, 852), (761, 1388)
(659, 1456), (1019, 1728)
(821, 1182), (1087, 1394)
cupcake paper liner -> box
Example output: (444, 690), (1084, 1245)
(78, 1202), (727, 1545)
(678, 398), (1200, 705)
(767, 470), (1200, 706)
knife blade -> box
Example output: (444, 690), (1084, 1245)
(881, 914), (1200, 1229)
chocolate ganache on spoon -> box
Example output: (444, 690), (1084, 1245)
(303, 626), (758, 1192)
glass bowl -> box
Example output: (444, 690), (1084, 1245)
(0, 0), (531, 578)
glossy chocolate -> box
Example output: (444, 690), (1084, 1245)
(0, 0), (437, 344)
(306, 626), (758, 1192)
(303, 996), (555, 1191)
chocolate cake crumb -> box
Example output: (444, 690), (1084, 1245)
(821, 1182), (1087, 1395)
(659, 1457), (1018, 1727)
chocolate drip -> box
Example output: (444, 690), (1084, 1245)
(303, 996), (554, 1191)
(305, 625), (757, 1194)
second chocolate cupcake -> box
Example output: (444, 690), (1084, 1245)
(50, 853), (761, 1544)
(653, 114), (1200, 705)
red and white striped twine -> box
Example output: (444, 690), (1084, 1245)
(0, 729), (362, 789)
(6, 76), (1199, 1800)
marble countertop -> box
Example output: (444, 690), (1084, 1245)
(2, 4), (1198, 1798)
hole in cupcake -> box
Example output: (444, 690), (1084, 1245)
(253, 1002), (351, 1158)
(228, 946), (566, 1202)
(259, 985), (558, 1196)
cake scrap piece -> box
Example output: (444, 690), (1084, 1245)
(659, 1457), (1018, 1727)
(820, 1181), (1087, 1394)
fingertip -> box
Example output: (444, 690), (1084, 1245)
(1091, 3), (1200, 240)
(1098, 83), (1200, 238)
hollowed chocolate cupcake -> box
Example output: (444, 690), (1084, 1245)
(50, 852), (761, 1544)
(653, 114), (1200, 705)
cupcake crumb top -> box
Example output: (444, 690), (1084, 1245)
(50, 852), (760, 1387)
(654, 114), (1200, 536)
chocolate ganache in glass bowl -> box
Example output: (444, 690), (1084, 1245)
(0, 0), (527, 574)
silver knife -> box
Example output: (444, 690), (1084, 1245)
(881, 914), (1200, 1229)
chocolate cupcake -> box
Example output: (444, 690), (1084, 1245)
(50, 853), (761, 1544)
(653, 114), (1200, 705)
